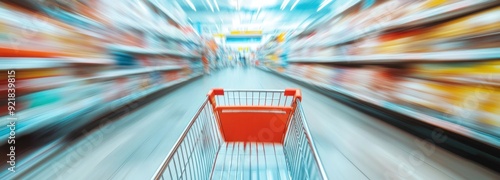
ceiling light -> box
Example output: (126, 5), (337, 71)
(206, 0), (214, 12)
(232, 18), (240, 25)
(230, 0), (240, 10)
(213, 0), (220, 11)
(185, 0), (196, 11)
(290, 0), (300, 11)
(317, 0), (332, 11)
(257, 1), (262, 15)
(280, 0), (290, 10)
(230, 0), (237, 6)
(228, 0), (277, 10)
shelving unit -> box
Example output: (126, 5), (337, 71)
(258, 0), (500, 150)
(108, 45), (201, 58)
(0, 0), (205, 144)
(287, 0), (362, 41)
(288, 48), (500, 63)
(0, 72), (202, 141)
(0, 58), (70, 70)
(260, 66), (500, 146)
(299, 0), (499, 49)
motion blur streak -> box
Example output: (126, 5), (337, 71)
(0, 0), (499, 179)
(7, 68), (500, 180)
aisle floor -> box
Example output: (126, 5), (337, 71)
(211, 142), (289, 180)
(20, 67), (499, 179)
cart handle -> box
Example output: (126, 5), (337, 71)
(284, 88), (302, 101)
(207, 88), (302, 104)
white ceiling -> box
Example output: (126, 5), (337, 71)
(175, 0), (340, 35)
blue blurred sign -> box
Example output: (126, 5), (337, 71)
(226, 36), (262, 43)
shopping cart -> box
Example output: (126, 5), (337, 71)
(153, 88), (327, 180)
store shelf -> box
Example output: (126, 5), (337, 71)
(64, 57), (115, 65)
(290, 0), (362, 40)
(1, 61), (191, 110)
(0, 65), (184, 109)
(1, 0), (43, 12)
(1, 57), (114, 70)
(0, 58), (69, 70)
(157, 31), (200, 45)
(300, 0), (498, 49)
(109, 45), (201, 59)
(409, 76), (500, 88)
(392, 0), (497, 28)
(147, 0), (193, 32)
(42, 9), (107, 29)
(260, 45), (280, 56)
(93, 65), (183, 80)
(0, 72), (202, 143)
(0, 57), (117, 70)
(287, 48), (500, 63)
(22, 65), (184, 93)
(116, 21), (198, 45)
(0, 46), (64, 58)
(259, 66), (500, 148)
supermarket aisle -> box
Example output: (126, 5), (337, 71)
(19, 67), (499, 180)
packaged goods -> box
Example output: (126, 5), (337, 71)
(424, 7), (500, 39)
(478, 90), (500, 127)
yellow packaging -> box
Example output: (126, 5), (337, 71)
(477, 90), (500, 127)
(425, 7), (500, 39)
(476, 61), (500, 74)
(398, 79), (456, 113)
(16, 68), (66, 79)
(423, 0), (450, 8)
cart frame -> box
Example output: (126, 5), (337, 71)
(153, 88), (327, 180)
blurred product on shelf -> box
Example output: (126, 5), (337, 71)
(370, 6), (500, 54)
(258, 0), (500, 146)
(279, 1), (499, 59)
(0, 0), (206, 143)
(272, 61), (500, 141)
(201, 37), (219, 74)
(0, 6), (103, 58)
